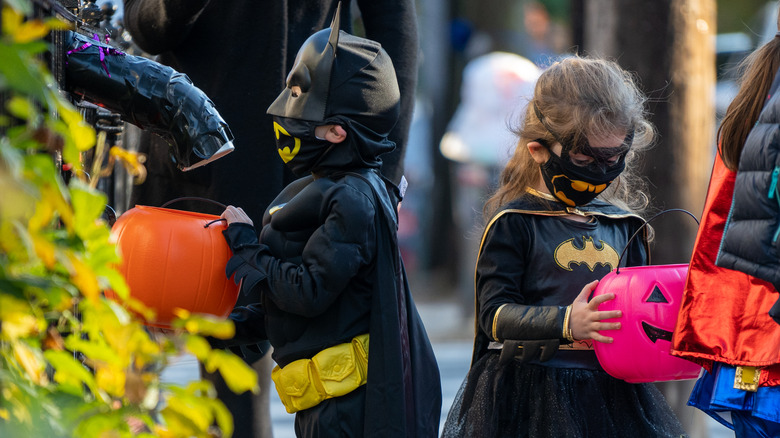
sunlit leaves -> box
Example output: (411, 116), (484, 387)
(11, 341), (47, 385)
(2, 6), (49, 43)
(44, 350), (102, 399)
(0, 295), (44, 340)
(110, 146), (148, 185)
(173, 309), (235, 339)
(1, 2), (255, 437)
(202, 350), (258, 395)
(158, 382), (233, 438)
(55, 100), (96, 156)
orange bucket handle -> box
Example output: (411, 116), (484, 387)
(159, 197), (229, 229)
(161, 196), (227, 210)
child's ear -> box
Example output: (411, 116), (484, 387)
(324, 125), (347, 143)
(527, 141), (549, 164)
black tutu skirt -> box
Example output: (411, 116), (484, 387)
(441, 351), (687, 438)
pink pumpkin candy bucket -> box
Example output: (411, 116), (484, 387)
(591, 209), (702, 383)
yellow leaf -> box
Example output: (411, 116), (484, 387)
(110, 146), (147, 184)
(12, 341), (48, 385)
(1, 6), (22, 36)
(184, 335), (211, 362)
(30, 232), (57, 268)
(30, 185), (74, 232)
(151, 424), (177, 438)
(70, 120), (96, 151)
(0, 296), (43, 341)
(95, 365), (125, 398)
(172, 308), (191, 320)
(174, 310), (235, 339)
(57, 103), (95, 151)
(206, 350), (258, 394)
(13, 19), (49, 43)
(210, 397), (233, 438)
(67, 253), (101, 301)
(27, 197), (54, 233)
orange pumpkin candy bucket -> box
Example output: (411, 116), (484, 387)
(107, 199), (240, 327)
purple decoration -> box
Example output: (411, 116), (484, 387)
(66, 33), (125, 77)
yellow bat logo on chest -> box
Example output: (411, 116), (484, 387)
(554, 237), (619, 272)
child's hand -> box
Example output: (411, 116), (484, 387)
(569, 280), (622, 343)
(221, 205), (254, 226)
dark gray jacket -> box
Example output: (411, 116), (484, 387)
(717, 69), (780, 312)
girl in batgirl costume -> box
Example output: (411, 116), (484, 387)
(440, 57), (686, 438)
(211, 8), (441, 438)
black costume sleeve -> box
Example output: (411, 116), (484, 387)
(357, 0), (418, 184)
(494, 304), (567, 342)
(476, 214), (567, 343)
(122, 0), (211, 54)
(207, 305), (268, 351)
(222, 223), (272, 293)
(222, 183), (375, 318)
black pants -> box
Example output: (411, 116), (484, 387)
(293, 385), (366, 438)
(200, 351), (274, 438)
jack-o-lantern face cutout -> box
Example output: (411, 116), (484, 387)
(642, 286), (673, 343)
(591, 264), (701, 383)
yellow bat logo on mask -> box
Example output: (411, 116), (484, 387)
(273, 121), (300, 163)
(554, 237), (619, 272)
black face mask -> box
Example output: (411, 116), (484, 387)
(273, 116), (331, 177)
(539, 148), (625, 206)
(534, 103), (633, 206)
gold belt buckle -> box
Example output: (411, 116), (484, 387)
(734, 366), (760, 392)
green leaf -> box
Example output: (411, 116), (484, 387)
(63, 336), (122, 367)
(0, 44), (46, 100)
(73, 409), (129, 438)
(43, 350), (100, 398)
(6, 96), (37, 121)
(68, 180), (108, 236)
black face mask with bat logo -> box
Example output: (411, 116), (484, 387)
(534, 103), (633, 207)
(272, 116), (332, 177)
(539, 148), (625, 207)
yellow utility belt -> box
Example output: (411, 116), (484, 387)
(271, 334), (369, 413)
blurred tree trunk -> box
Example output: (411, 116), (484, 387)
(580, 1), (716, 437)
(583, 0), (715, 262)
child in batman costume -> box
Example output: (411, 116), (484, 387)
(212, 8), (442, 438)
(440, 57), (686, 438)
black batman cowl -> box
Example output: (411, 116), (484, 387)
(267, 8), (400, 176)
